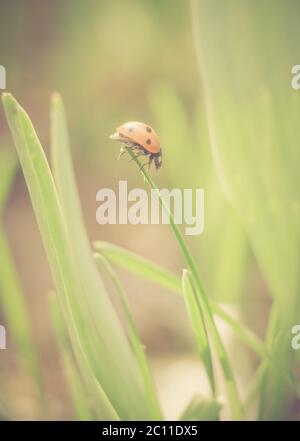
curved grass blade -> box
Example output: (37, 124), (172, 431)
(178, 395), (221, 421)
(94, 252), (163, 420)
(0, 227), (44, 398)
(0, 148), (17, 214)
(182, 269), (215, 396)
(94, 241), (265, 361)
(125, 148), (244, 420)
(2, 93), (119, 420)
(94, 241), (181, 295)
(190, 0), (300, 418)
(50, 93), (152, 419)
(48, 292), (93, 421)
(0, 148), (44, 400)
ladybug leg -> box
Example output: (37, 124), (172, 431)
(139, 158), (152, 172)
(148, 157), (153, 171)
(118, 143), (138, 159)
(129, 151), (145, 162)
(127, 143), (140, 151)
(118, 146), (126, 160)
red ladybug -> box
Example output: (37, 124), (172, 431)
(110, 121), (162, 170)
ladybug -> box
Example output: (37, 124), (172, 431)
(110, 121), (162, 170)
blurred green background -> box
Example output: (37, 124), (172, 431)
(0, 0), (299, 420)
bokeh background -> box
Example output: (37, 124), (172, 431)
(0, 0), (299, 420)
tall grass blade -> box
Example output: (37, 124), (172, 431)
(0, 148), (17, 214)
(94, 240), (265, 361)
(190, 0), (300, 418)
(48, 292), (93, 420)
(0, 227), (44, 396)
(94, 241), (181, 295)
(125, 148), (243, 419)
(94, 252), (163, 420)
(0, 148), (44, 399)
(148, 83), (248, 305)
(50, 93), (152, 419)
(2, 93), (133, 420)
(182, 269), (215, 395)
(179, 395), (221, 421)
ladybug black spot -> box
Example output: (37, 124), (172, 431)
(146, 126), (152, 133)
(146, 138), (151, 145)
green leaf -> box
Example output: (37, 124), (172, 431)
(147, 82), (200, 187)
(179, 395), (221, 421)
(0, 147), (44, 399)
(48, 292), (93, 421)
(115, 148), (243, 420)
(50, 93), (152, 419)
(186, 269), (244, 420)
(212, 208), (248, 303)
(191, 0), (300, 305)
(182, 270), (215, 395)
(148, 83), (248, 306)
(95, 240), (266, 360)
(2, 93), (119, 420)
(191, 0), (300, 418)
(0, 226), (44, 397)
(94, 252), (163, 420)
(0, 148), (17, 215)
(94, 241), (181, 295)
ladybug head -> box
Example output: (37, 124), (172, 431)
(154, 149), (162, 170)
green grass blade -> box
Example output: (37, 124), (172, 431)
(0, 226), (44, 397)
(50, 92), (151, 419)
(212, 209), (248, 303)
(94, 240), (265, 361)
(147, 82), (200, 187)
(178, 395), (221, 421)
(187, 269), (244, 420)
(148, 82), (249, 307)
(125, 148), (243, 420)
(48, 292), (93, 421)
(258, 303), (287, 420)
(191, 0), (300, 308)
(211, 303), (266, 360)
(2, 93), (119, 420)
(0, 148), (44, 399)
(245, 363), (267, 411)
(94, 241), (181, 295)
(0, 148), (17, 215)
(182, 270), (215, 395)
(97, 239), (294, 393)
(191, 0), (300, 418)
(94, 252), (163, 420)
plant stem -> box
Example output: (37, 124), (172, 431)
(127, 148), (244, 420)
